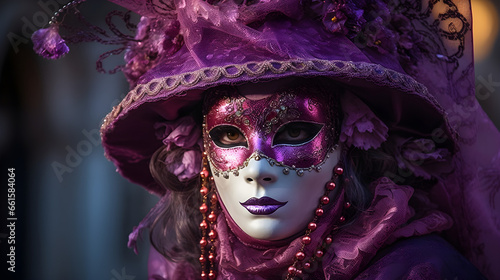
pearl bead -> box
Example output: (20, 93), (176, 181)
(295, 251), (305, 260)
(208, 253), (215, 262)
(302, 236), (311, 245)
(325, 236), (332, 244)
(200, 169), (209, 178)
(288, 266), (297, 275)
(200, 238), (207, 247)
(208, 271), (216, 280)
(334, 166), (344, 175)
(339, 216), (346, 223)
(321, 196), (330, 205)
(200, 186), (208, 196)
(201, 272), (207, 280)
(208, 211), (217, 222)
(211, 194), (218, 204)
(308, 222), (317, 231)
(199, 220), (208, 230)
(315, 250), (324, 258)
(303, 262), (311, 270)
(200, 203), (208, 213)
(326, 181), (336, 190)
(199, 255), (206, 263)
(344, 202), (351, 209)
(209, 229), (218, 240)
(315, 208), (324, 216)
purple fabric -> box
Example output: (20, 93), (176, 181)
(123, 16), (183, 87)
(354, 235), (485, 280)
(321, 178), (452, 279)
(148, 247), (198, 280)
(393, 137), (452, 180)
(147, 235), (484, 280)
(154, 116), (202, 150)
(153, 115), (203, 181)
(164, 149), (201, 182)
(340, 91), (389, 150)
(31, 26), (69, 59)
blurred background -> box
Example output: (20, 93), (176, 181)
(0, 0), (499, 279)
(1, 1), (155, 280)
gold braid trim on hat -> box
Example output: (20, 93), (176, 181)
(101, 59), (434, 134)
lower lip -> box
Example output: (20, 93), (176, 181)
(242, 205), (284, 215)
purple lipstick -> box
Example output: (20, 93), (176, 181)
(240, 197), (287, 215)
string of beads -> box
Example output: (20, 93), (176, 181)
(285, 165), (348, 279)
(199, 152), (218, 280)
(49, 0), (87, 25)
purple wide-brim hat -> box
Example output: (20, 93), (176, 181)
(100, 0), (458, 196)
(94, 1), (500, 278)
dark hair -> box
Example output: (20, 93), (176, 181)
(149, 146), (203, 269)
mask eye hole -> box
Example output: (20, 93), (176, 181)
(209, 125), (248, 148)
(273, 122), (324, 146)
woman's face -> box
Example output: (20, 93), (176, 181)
(203, 80), (340, 240)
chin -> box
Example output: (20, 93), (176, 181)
(244, 218), (303, 241)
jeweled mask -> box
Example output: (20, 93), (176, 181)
(203, 79), (341, 177)
(202, 79), (343, 240)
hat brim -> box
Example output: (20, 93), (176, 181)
(101, 58), (455, 195)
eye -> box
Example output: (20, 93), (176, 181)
(273, 122), (323, 146)
(209, 125), (248, 148)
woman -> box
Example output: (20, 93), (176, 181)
(32, 0), (500, 279)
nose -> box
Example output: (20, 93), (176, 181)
(243, 157), (278, 185)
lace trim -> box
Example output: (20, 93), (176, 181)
(101, 59), (431, 132)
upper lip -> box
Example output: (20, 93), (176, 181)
(240, 196), (287, 206)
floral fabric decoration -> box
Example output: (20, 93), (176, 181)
(123, 16), (183, 87)
(31, 25), (70, 59)
(340, 92), (389, 150)
(154, 115), (203, 182)
(394, 137), (451, 179)
(308, 0), (426, 63)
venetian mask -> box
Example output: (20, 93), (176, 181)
(203, 79), (342, 240)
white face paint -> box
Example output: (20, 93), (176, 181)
(211, 149), (341, 240)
